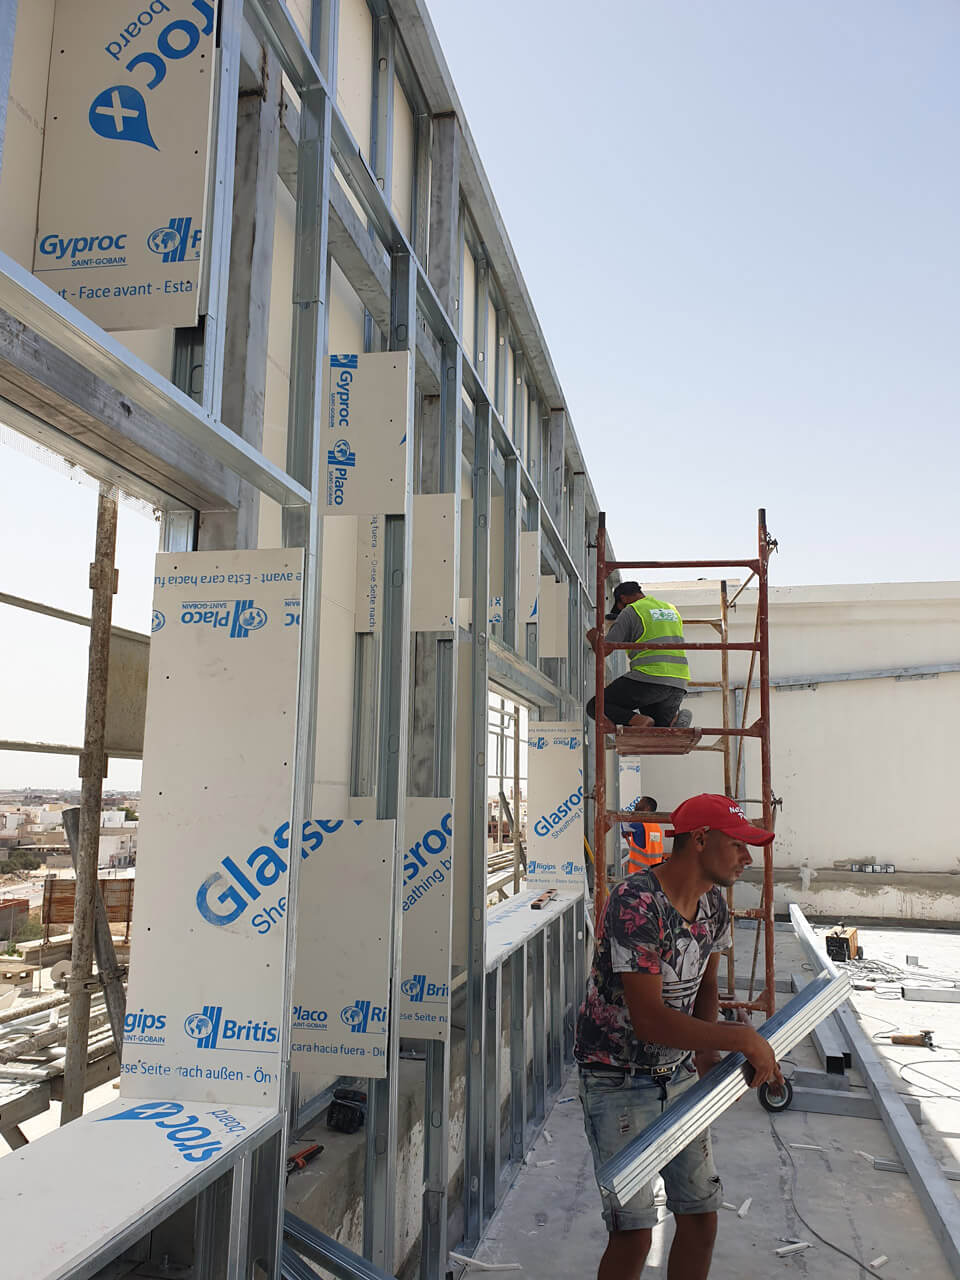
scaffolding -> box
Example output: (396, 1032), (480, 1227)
(592, 509), (779, 1018)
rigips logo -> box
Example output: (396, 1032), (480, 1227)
(340, 1000), (387, 1034)
(123, 1008), (167, 1042)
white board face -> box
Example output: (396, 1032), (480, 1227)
(323, 352), (412, 515)
(518, 531), (540, 626)
(618, 759), (645, 865)
(292, 819), (395, 1088)
(123, 550), (303, 1109)
(397, 799), (454, 1041)
(538, 577), (569, 659)
(34, 0), (217, 330)
(355, 514), (383, 633)
(411, 495), (456, 632)
(526, 722), (585, 889)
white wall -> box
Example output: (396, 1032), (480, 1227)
(636, 582), (960, 875)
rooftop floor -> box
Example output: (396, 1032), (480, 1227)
(471, 923), (960, 1279)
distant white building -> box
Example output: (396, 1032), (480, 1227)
(98, 830), (137, 869)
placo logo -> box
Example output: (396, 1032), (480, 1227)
(401, 975), (449, 1004)
(123, 1008), (167, 1043)
(184, 1005), (279, 1050)
(179, 598), (267, 637)
(292, 1006), (329, 1029)
(340, 1000), (387, 1033)
(151, 609), (165, 632)
(148, 216), (200, 262)
(91, 1), (216, 150)
(328, 439), (356, 467)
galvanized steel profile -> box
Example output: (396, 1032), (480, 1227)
(597, 970), (851, 1207)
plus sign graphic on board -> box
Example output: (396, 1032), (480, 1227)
(88, 85), (157, 149)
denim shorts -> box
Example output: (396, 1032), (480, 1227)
(579, 1060), (723, 1231)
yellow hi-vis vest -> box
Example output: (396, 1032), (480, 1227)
(626, 597), (690, 683)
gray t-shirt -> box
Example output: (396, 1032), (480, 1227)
(606, 603), (687, 689)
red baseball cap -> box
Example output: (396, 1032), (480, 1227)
(670, 794), (775, 846)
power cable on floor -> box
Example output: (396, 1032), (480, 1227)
(768, 1116), (884, 1278)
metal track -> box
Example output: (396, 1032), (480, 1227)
(598, 970), (851, 1206)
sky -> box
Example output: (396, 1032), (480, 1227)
(3, 1), (959, 786)
(426, 0), (960, 582)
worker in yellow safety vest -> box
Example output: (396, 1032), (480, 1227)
(622, 795), (668, 874)
(586, 582), (692, 730)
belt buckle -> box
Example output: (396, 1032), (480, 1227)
(649, 1064), (674, 1079)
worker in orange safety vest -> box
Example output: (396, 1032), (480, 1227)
(622, 795), (668, 874)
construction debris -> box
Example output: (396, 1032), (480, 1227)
(449, 1253), (522, 1272)
(775, 1242), (811, 1257)
(737, 1197), (752, 1218)
(869, 1257), (888, 1269)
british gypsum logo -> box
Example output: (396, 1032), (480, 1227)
(400, 975), (450, 1005)
(183, 1005), (279, 1051)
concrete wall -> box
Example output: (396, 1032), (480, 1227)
(633, 581), (960, 918)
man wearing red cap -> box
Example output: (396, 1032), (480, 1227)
(575, 794), (782, 1280)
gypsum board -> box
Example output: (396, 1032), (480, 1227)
(597, 971), (851, 1207)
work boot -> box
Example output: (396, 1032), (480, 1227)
(673, 709), (693, 729)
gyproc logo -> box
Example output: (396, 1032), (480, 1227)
(184, 1005), (279, 1050)
(96, 1100), (247, 1165)
(340, 1000), (387, 1033)
(151, 609), (165, 632)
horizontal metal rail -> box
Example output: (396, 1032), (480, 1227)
(606, 559), (761, 572)
(602, 640), (760, 652)
(284, 1211), (397, 1280)
(597, 971), (851, 1207)
(789, 905), (960, 1276)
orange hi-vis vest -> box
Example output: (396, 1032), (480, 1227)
(624, 822), (666, 874)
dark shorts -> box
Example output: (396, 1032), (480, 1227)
(586, 677), (686, 728)
(579, 1062), (723, 1231)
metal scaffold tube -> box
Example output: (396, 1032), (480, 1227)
(590, 509), (778, 1017)
(60, 483), (118, 1127)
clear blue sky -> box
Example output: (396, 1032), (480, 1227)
(427, 0), (960, 583)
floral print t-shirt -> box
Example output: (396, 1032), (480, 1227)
(575, 870), (731, 1069)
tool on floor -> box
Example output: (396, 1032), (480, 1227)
(286, 1143), (323, 1180)
(825, 926), (863, 963)
(326, 1087), (367, 1134)
(530, 889), (557, 910)
(889, 1030), (934, 1048)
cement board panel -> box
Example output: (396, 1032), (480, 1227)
(292, 819), (395, 1089)
(411, 494), (456, 632)
(397, 798), (454, 1041)
(122, 549), (302, 1109)
(323, 352), (411, 516)
(355, 513), (384, 633)
(525, 722), (585, 890)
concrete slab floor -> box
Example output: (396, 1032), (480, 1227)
(471, 1066), (952, 1279)
(472, 924), (960, 1279)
